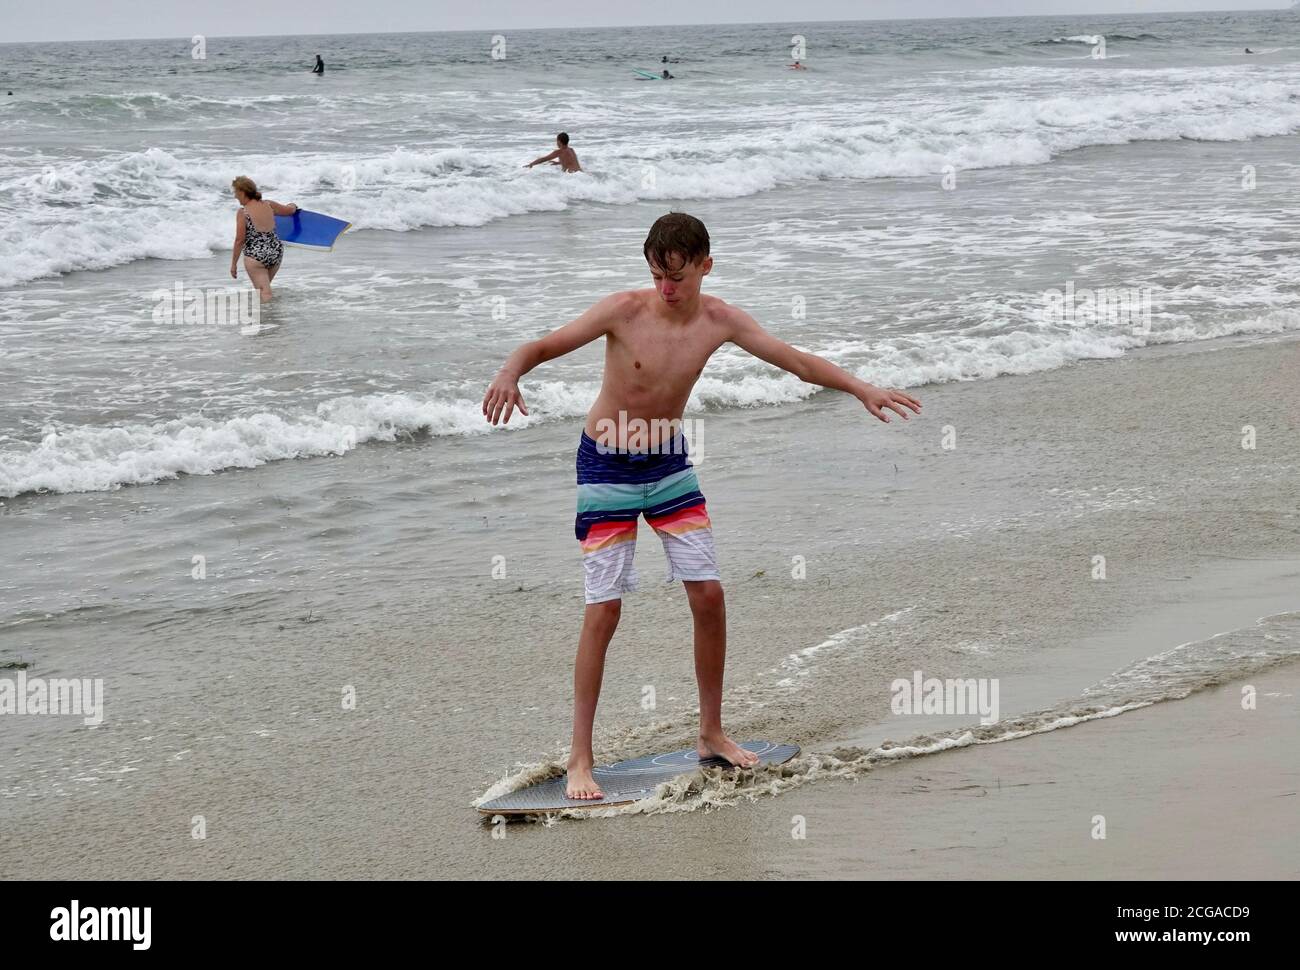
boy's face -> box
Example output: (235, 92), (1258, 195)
(648, 252), (712, 306)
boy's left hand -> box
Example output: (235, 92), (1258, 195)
(859, 384), (922, 423)
(483, 373), (529, 425)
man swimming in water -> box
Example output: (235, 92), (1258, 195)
(311, 54), (324, 74)
(524, 132), (581, 173)
(482, 212), (922, 799)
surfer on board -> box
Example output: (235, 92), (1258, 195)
(482, 212), (921, 799)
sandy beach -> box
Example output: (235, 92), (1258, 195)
(4, 328), (1296, 880)
(779, 664), (1299, 881)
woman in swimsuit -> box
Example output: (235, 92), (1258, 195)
(230, 176), (298, 303)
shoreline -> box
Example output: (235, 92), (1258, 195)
(763, 660), (1300, 880)
(2, 333), (1298, 878)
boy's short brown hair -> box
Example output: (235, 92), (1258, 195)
(643, 212), (710, 272)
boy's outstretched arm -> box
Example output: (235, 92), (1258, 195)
(482, 293), (623, 426)
(727, 306), (922, 423)
(524, 150), (560, 168)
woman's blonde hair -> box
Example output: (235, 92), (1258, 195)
(231, 176), (262, 200)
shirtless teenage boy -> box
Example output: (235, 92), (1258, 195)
(524, 131), (581, 173)
(482, 213), (921, 799)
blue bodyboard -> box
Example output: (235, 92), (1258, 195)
(274, 209), (351, 250)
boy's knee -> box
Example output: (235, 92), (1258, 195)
(685, 579), (724, 613)
(585, 598), (622, 625)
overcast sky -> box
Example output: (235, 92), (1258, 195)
(4, 1), (1292, 43)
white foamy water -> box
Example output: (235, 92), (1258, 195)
(6, 17), (1300, 503)
(2, 13), (1300, 631)
(4, 305), (1298, 497)
(5, 70), (1300, 289)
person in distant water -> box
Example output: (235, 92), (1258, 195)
(312, 54), (324, 74)
(524, 132), (581, 173)
(661, 69), (674, 79)
(789, 60), (807, 70)
(230, 176), (298, 303)
(1244, 48), (1255, 54)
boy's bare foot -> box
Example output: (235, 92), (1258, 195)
(697, 731), (761, 768)
(565, 759), (604, 800)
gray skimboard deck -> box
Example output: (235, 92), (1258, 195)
(478, 740), (800, 815)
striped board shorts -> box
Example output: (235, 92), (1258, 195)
(575, 430), (719, 604)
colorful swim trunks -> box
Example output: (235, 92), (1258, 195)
(575, 430), (719, 604)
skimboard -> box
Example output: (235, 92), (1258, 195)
(274, 209), (351, 250)
(478, 740), (799, 816)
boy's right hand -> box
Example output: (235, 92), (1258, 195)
(483, 373), (529, 425)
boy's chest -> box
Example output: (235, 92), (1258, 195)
(612, 325), (722, 383)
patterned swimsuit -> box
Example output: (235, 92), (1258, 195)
(242, 211), (283, 268)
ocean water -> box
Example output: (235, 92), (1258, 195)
(2, 12), (1300, 830)
(4, 14), (1300, 496)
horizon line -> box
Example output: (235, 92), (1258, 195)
(2, 6), (1292, 46)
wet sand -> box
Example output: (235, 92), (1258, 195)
(768, 662), (1299, 880)
(2, 334), (1298, 879)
